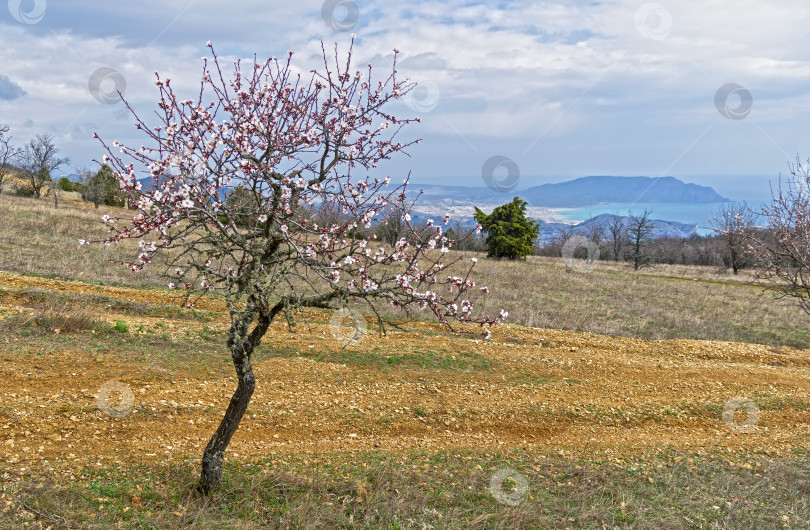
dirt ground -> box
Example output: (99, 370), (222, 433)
(2, 272), (810, 481)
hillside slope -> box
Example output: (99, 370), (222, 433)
(1, 272), (809, 477)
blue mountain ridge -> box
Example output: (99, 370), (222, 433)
(128, 175), (718, 241)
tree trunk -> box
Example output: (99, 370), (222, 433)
(199, 351), (255, 493)
(198, 311), (270, 494)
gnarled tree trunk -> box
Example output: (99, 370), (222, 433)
(198, 311), (270, 494)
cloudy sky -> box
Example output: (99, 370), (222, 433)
(1, 0), (809, 199)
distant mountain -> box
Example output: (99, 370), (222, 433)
(491, 213), (696, 244)
(521, 176), (727, 207)
(128, 175), (716, 241)
(572, 213), (696, 238)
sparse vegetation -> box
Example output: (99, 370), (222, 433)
(0, 302), (100, 334)
(14, 185), (33, 197)
(3, 451), (810, 529)
(0, 253), (808, 527)
(0, 191), (808, 347)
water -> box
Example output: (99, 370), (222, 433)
(551, 197), (771, 236)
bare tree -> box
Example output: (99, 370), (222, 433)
(451, 219), (486, 253)
(607, 214), (626, 261)
(88, 41), (503, 493)
(586, 218), (605, 247)
(48, 179), (60, 207)
(747, 159), (810, 313)
(711, 200), (755, 275)
(17, 133), (70, 198)
(0, 124), (21, 195)
(626, 210), (655, 270)
(375, 204), (406, 246)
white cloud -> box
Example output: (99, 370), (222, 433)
(0, 0), (808, 184)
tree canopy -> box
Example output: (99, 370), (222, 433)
(474, 196), (539, 259)
(746, 158), (810, 313)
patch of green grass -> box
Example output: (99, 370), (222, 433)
(256, 343), (492, 373)
(197, 325), (219, 342)
(754, 392), (810, 412)
(3, 450), (810, 529)
(510, 372), (554, 386)
(114, 320), (129, 334)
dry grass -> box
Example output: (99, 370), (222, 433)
(0, 190), (166, 288)
(466, 254), (810, 348)
(1, 193), (809, 528)
(0, 300), (100, 334)
(2, 450), (810, 529)
(0, 191), (807, 347)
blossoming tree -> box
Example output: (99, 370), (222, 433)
(747, 158), (810, 313)
(89, 40), (504, 493)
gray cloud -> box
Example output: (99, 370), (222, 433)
(0, 75), (26, 100)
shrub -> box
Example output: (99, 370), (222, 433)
(474, 197), (540, 260)
(114, 319), (129, 333)
(0, 304), (100, 334)
(15, 186), (34, 197)
(58, 177), (74, 192)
